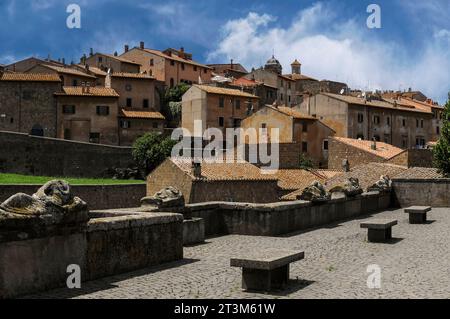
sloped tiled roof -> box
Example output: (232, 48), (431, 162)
(325, 163), (408, 191)
(276, 106), (317, 120)
(322, 93), (432, 114)
(111, 72), (154, 79)
(120, 109), (165, 120)
(332, 137), (405, 160)
(270, 169), (329, 191)
(75, 65), (107, 77)
(36, 64), (97, 78)
(0, 73), (61, 82)
(55, 86), (119, 97)
(99, 53), (141, 65)
(392, 167), (445, 180)
(194, 85), (259, 98)
(171, 158), (278, 182)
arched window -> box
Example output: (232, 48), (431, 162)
(170, 78), (174, 88)
(30, 124), (44, 136)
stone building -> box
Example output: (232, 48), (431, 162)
(245, 58), (296, 107)
(72, 64), (108, 86)
(118, 109), (165, 146)
(0, 73), (62, 137)
(241, 105), (336, 167)
(55, 86), (120, 145)
(147, 158), (279, 204)
(208, 61), (248, 79)
(84, 52), (141, 73)
(4, 56), (64, 73)
(229, 77), (277, 109)
(27, 63), (97, 87)
(181, 84), (259, 139)
(299, 93), (434, 149)
(121, 43), (213, 87)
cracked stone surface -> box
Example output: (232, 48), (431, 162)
(26, 208), (450, 299)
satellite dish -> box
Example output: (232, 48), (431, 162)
(340, 88), (345, 95)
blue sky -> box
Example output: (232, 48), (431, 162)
(1, 0), (450, 103)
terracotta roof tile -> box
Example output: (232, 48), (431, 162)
(0, 73), (61, 82)
(275, 106), (317, 120)
(171, 158), (277, 181)
(55, 86), (119, 97)
(194, 85), (259, 99)
(111, 72), (154, 79)
(392, 167), (445, 180)
(75, 65), (107, 77)
(38, 64), (97, 78)
(270, 169), (328, 191)
(100, 53), (141, 65)
(120, 109), (165, 120)
(332, 137), (405, 160)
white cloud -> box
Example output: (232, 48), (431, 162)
(208, 2), (450, 103)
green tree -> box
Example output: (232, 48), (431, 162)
(132, 133), (177, 175)
(299, 153), (314, 170)
(162, 83), (190, 126)
(433, 92), (450, 177)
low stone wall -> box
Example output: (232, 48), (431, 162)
(0, 131), (134, 178)
(393, 179), (450, 207)
(0, 184), (146, 210)
(186, 191), (392, 237)
(0, 213), (183, 299)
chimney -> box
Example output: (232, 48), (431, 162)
(114, 51), (118, 57)
(89, 48), (94, 57)
(230, 59), (234, 70)
(140, 41), (145, 50)
(179, 47), (185, 59)
(124, 44), (129, 53)
(371, 138), (377, 150)
(191, 161), (202, 178)
(62, 58), (66, 65)
(105, 70), (112, 88)
(81, 54), (87, 65)
(342, 159), (350, 172)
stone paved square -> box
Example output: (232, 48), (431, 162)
(26, 208), (450, 299)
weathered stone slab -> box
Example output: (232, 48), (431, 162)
(361, 219), (398, 230)
(361, 219), (398, 243)
(405, 206), (432, 214)
(231, 249), (304, 271)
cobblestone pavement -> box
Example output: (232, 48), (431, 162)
(27, 208), (450, 299)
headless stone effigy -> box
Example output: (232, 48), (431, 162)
(298, 181), (331, 203)
(0, 180), (89, 238)
(330, 177), (364, 197)
(367, 175), (392, 192)
(141, 186), (185, 210)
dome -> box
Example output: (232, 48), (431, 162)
(291, 59), (301, 66)
(266, 55), (281, 66)
(264, 55), (283, 74)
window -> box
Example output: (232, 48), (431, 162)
(387, 117), (391, 126)
(437, 126), (440, 135)
(170, 60), (175, 66)
(126, 98), (132, 107)
(64, 129), (71, 140)
(235, 99), (241, 109)
(89, 133), (100, 144)
(120, 120), (131, 129)
(403, 119), (406, 127)
(203, 68), (207, 74)
(170, 78), (174, 88)
(219, 97), (225, 108)
(153, 122), (159, 129)
(288, 95), (291, 103)
(72, 79), (78, 86)
(323, 140), (329, 150)
(280, 94), (284, 101)
(181, 63), (185, 71)
(421, 119), (424, 128)
(302, 142), (308, 153)
(357, 113), (364, 123)
(384, 135), (390, 143)
(302, 122), (308, 132)
(402, 138), (408, 148)
(218, 117), (224, 127)
(373, 116), (380, 125)
(96, 105), (110, 116)
(194, 66), (197, 71)
(143, 99), (149, 108)
(357, 134), (364, 140)
(373, 135), (381, 142)
(150, 59), (154, 66)
(62, 105), (75, 114)
(416, 119), (419, 128)
(98, 57), (103, 63)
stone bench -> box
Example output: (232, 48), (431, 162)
(361, 219), (398, 243)
(405, 206), (431, 224)
(230, 249), (304, 292)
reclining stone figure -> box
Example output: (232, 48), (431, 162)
(329, 177), (363, 197)
(298, 181), (331, 203)
(367, 175), (392, 192)
(0, 180), (89, 229)
(141, 186), (185, 209)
